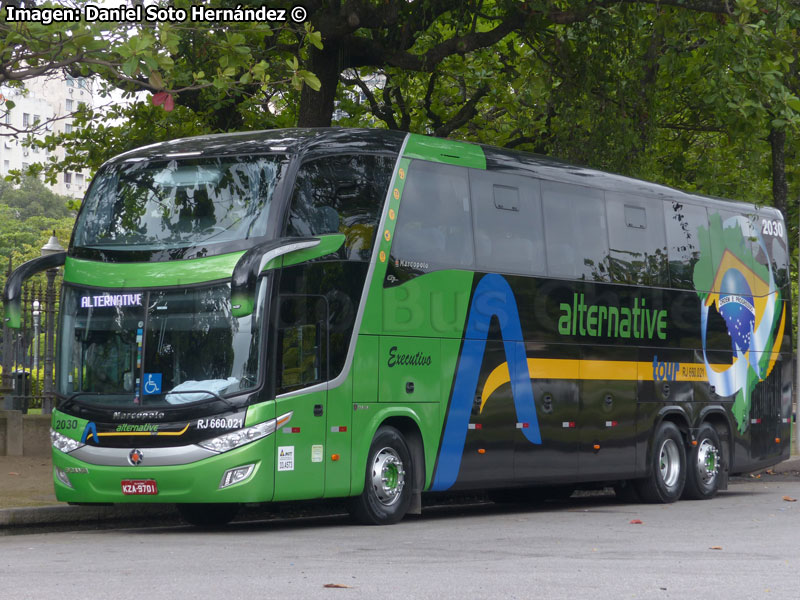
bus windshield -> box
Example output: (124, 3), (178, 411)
(57, 281), (267, 407)
(73, 155), (284, 250)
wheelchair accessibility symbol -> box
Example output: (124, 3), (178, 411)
(143, 373), (162, 395)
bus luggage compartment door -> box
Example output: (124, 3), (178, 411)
(577, 348), (638, 478)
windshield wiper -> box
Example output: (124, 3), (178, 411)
(59, 392), (135, 412)
(59, 390), (236, 413)
(163, 389), (236, 411)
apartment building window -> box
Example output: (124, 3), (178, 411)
(66, 98), (74, 111)
(64, 172), (72, 184)
(3, 160), (9, 173)
(65, 123), (72, 133)
(76, 173), (84, 187)
(33, 114), (40, 125)
(22, 113), (29, 127)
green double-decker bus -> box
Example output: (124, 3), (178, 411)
(4, 129), (791, 525)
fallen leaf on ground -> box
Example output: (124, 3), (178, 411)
(629, 519), (643, 524)
(709, 546), (723, 550)
(8, 472), (19, 476)
(324, 584), (352, 589)
(766, 469), (775, 475)
(782, 496), (797, 502)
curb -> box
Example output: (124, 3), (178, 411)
(0, 503), (178, 529)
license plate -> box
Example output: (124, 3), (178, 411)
(121, 479), (158, 495)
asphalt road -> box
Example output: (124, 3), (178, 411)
(2, 478), (799, 600)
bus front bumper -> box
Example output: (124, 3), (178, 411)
(51, 437), (275, 504)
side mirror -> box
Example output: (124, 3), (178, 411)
(230, 238), (320, 318)
(230, 234), (346, 318)
(3, 252), (66, 328)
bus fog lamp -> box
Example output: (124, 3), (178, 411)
(198, 419), (277, 453)
(55, 466), (74, 488)
(50, 429), (84, 453)
(219, 464), (255, 489)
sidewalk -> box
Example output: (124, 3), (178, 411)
(2, 453), (800, 530)
(0, 455), (177, 529)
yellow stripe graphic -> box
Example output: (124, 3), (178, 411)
(480, 358), (728, 413)
(86, 423), (190, 441)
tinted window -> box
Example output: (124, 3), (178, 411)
(391, 160), (473, 271)
(470, 171), (545, 275)
(714, 209), (773, 298)
(74, 156), (283, 250)
(285, 155), (394, 261)
(664, 201), (710, 290)
(542, 181), (608, 281)
(606, 192), (668, 286)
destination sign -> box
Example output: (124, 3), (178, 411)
(80, 294), (143, 309)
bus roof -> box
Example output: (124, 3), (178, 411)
(106, 128), (407, 166)
(107, 128), (782, 221)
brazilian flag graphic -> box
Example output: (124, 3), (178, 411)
(693, 213), (786, 432)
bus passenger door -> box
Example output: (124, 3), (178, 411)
(272, 295), (328, 501)
(578, 348), (638, 478)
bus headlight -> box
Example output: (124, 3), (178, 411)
(198, 417), (281, 453)
(50, 429), (84, 453)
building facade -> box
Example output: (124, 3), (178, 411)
(0, 73), (94, 199)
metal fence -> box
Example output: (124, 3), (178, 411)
(1, 264), (62, 414)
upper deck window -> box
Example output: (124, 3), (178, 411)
(284, 154), (395, 261)
(73, 155), (285, 250)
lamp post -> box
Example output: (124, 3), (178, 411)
(41, 231), (64, 414)
(32, 298), (40, 378)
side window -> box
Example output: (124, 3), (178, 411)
(285, 155), (394, 261)
(542, 181), (608, 281)
(470, 171), (545, 275)
(714, 209), (774, 298)
(276, 295), (328, 393)
(606, 192), (668, 286)
(664, 201), (710, 290)
(390, 160), (473, 274)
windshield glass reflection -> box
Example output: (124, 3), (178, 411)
(58, 282), (266, 407)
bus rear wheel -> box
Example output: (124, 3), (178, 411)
(635, 421), (686, 503)
(350, 426), (413, 525)
(682, 423), (722, 500)
(177, 503), (241, 527)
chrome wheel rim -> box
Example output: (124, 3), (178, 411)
(659, 438), (681, 489)
(695, 439), (720, 485)
(370, 447), (405, 506)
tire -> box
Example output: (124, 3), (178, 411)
(350, 426), (413, 525)
(635, 421), (686, 503)
(177, 503), (241, 527)
(682, 423), (722, 500)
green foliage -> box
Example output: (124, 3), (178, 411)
(0, 179), (74, 296)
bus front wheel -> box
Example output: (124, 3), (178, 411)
(635, 421), (686, 503)
(350, 426), (413, 525)
(682, 423), (722, 500)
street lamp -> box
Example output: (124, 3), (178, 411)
(41, 231), (64, 414)
(32, 299), (40, 376)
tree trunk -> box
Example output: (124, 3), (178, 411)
(767, 127), (788, 218)
(297, 42), (342, 127)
